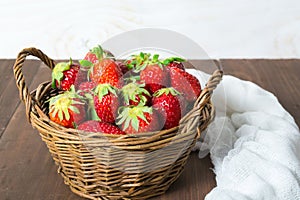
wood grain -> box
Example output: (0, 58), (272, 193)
(0, 59), (299, 200)
(0, 60), (40, 138)
(0, 61), (82, 200)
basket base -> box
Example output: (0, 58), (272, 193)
(58, 153), (189, 200)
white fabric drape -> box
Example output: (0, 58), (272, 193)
(188, 69), (300, 200)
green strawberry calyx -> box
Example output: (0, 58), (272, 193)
(126, 52), (151, 70)
(79, 59), (93, 81)
(84, 93), (101, 121)
(126, 52), (151, 72)
(116, 106), (153, 131)
(134, 53), (164, 72)
(149, 54), (164, 68)
(121, 82), (150, 106)
(153, 87), (181, 97)
(91, 45), (104, 60)
(79, 59), (93, 68)
(90, 45), (114, 60)
(94, 83), (117, 102)
(48, 90), (84, 121)
(162, 57), (186, 65)
(51, 58), (72, 88)
(79, 45), (106, 73)
(124, 75), (140, 83)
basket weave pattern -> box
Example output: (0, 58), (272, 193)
(13, 47), (223, 200)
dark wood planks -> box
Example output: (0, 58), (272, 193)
(0, 60), (16, 95)
(0, 60), (40, 138)
(0, 59), (299, 200)
(0, 61), (83, 200)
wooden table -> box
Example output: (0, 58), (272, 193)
(1, 59), (299, 200)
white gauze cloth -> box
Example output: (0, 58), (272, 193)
(187, 69), (300, 200)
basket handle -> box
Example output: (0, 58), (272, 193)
(195, 68), (223, 137)
(203, 69), (223, 94)
(179, 68), (223, 139)
(13, 47), (55, 123)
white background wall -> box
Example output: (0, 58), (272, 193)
(0, 0), (300, 59)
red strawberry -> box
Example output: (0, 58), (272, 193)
(167, 61), (185, 70)
(78, 120), (125, 135)
(89, 58), (123, 89)
(84, 50), (100, 65)
(163, 57), (186, 71)
(73, 67), (90, 90)
(138, 54), (168, 94)
(82, 45), (114, 65)
(51, 59), (83, 91)
(78, 81), (96, 96)
(93, 84), (119, 123)
(140, 63), (168, 94)
(121, 82), (151, 106)
(116, 106), (161, 134)
(169, 67), (201, 102)
(48, 90), (86, 128)
(152, 88), (185, 129)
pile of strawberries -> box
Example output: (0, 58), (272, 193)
(48, 45), (202, 135)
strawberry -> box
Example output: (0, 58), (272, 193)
(169, 67), (201, 102)
(116, 106), (160, 134)
(78, 81), (96, 96)
(140, 63), (168, 94)
(80, 46), (118, 90)
(121, 82), (151, 106)
(83, 46), (102, 64)
(89, 58), (123, 89)
(81, 45), (115, 65)
(93, 83), (119, 123)
(138, 54), (169, 94)
(163, 57), (186, 71)
(51, 59), (82, 91)
(73, 67), (89, 90)
(78, 120), (125, 135)
(48, 89), (86, 128)
(152, 88), (185, 129)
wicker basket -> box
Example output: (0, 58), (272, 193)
(13, 47), (223, 200)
